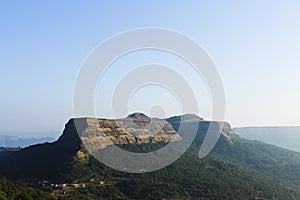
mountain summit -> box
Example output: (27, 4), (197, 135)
(127, 112), (150, 119)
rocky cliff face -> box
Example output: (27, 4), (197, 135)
(66, 113), (179, 152)
(60, 113), (232, 153)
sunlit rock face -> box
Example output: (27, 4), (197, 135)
(70, 113), (180, 153)
(62, 113), (232, 153)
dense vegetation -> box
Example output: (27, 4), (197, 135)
(55, 135), (300, 199)
(0, 176), (51, 200)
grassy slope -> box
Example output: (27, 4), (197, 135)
(58, 135), (300, 199)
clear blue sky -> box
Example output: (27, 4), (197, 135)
(1, 1), (300, 137)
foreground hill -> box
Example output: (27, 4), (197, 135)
(0, 113), (299, 199)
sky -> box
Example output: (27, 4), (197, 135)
(0, 0), (300, 138)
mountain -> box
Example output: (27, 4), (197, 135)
(234, 126), (300, 152)
(0, 135), (55, 148)
(0, 113), (299, 199)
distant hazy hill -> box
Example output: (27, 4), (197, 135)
(0, 135), (55, 148)
(0, 114), (299, 199)
(234, 127), (300, 152)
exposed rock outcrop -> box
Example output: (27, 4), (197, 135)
(70, 113), (180, 152)
(60, 113), (232, 153)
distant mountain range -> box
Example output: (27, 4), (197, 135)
(0, 135), (55, 148)
(0, 113), (299, 199)
(234, 126), (300, 152)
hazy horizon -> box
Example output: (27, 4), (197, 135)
(1, 113), (300, 138)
